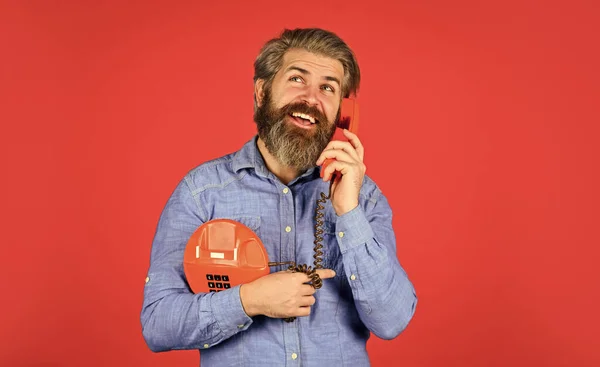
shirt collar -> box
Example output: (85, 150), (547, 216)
(232, 136), (266, 176)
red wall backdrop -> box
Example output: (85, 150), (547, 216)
(1, 1), (598, 366)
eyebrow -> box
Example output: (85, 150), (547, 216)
(285, 66), (341, 88)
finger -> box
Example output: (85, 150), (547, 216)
(319, 139), (360, 161)
(296, 306), (311, 317)
(315, 269), (336, 279)
(343, 129), (365, 161)
(300, 284), (316, 296)
(330, 175), (341, 196)
(291, 272), (312, 284)
(316, 141), (360, 165)
(322, 160), (350, 182)
(300, 295), (316, 307)
(317, 149), (355, 166)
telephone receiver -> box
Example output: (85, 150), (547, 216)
(320, 97), (360, 179)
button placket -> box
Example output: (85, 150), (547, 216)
(280, 184), (300, 365)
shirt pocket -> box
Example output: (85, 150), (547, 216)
(218, 215), (261, 232)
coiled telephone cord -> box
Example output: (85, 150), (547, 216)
(267, 179), (334, 323)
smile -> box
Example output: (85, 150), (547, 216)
(290, 112), (317, 124)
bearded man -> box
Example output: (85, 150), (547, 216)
(141, 28), (417, 367)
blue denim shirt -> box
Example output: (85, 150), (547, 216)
(141, 136), (417, 367)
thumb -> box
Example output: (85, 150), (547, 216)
(315, 269), (336, 280)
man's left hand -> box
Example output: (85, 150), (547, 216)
(316, 129), (366, 216)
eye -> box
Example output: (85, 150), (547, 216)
(321, 84), (335, 93)
(289, 76), (304, 83)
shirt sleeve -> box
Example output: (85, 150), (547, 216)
(140, 175), (253, 352)
(335, 187), (418, 340)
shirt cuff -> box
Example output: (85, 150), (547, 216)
(210, 285), (253, 335)
(335, 205), (375, 254)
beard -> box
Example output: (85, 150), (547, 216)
(254, 89), (337, 173)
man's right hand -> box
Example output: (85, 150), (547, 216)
(239, 269), (336, 318)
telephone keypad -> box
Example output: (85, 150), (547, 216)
(206, 274), (231, 292)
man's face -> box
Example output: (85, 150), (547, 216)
(254, 49), (344, 172)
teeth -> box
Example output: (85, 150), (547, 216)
(291, 112), (316, 124)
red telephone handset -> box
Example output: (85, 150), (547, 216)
(183, 219), (270, 293)
(321, 97), (360, 178)
(336, 97), (360, 139)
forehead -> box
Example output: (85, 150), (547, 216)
(279, 48), (344, 80)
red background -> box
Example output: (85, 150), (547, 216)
(1, 1), (598, 366)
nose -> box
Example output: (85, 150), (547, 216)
(300, 85), (320, 106)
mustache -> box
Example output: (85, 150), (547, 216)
(279, 102), (328, 124)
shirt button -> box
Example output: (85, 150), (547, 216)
(237, 324), (245, 329)
(338, 231), (345, 238)
(203, 344), (209, 348)
(350, 274), (356, 281)
(283, 187), (289, 194)
(291, 353), (298, 360)
(145, 277), (150, 283)
(285, 226), (292, 233)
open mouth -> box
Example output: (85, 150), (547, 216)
(288, 112), (318, 128)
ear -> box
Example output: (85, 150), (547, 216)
(254, 79), (266, 107)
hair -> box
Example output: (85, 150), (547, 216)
(253, 28), (361, 104)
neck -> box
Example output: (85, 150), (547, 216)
(256, 137), (300, 185)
